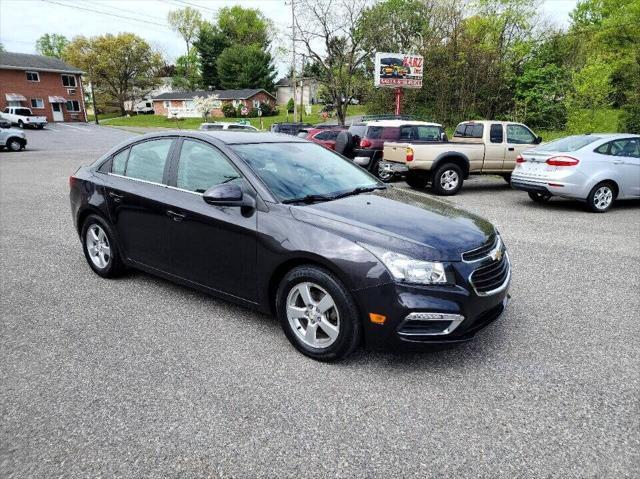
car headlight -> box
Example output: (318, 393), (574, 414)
(360, 244), (449, 285)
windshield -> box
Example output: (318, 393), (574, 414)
(536, 135), (601, 152)
(230, 142), (381, 202)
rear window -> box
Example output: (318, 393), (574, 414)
(348, 125), (367, 138)
(537, 135), (601, 152)
(454, 123), (484, 139)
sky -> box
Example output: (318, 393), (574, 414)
(0, 0), (579, 77)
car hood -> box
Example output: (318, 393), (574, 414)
(1, 128), (25, 136)
(290, 187), (496, 262)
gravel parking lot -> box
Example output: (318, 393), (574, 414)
(1, 124), (639, 478)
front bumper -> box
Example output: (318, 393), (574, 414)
(353, 262), (511, 352)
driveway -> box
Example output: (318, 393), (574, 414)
(1, 125), (638, 478)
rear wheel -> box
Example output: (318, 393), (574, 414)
(81, 214), (125, 278)
(587, 182), (615, 213)
(432, 163), (463, 195)
(528, 192), (552, 203)
(405, 171), (428, 189)
(502, 173), (511, 183)
(7, 139), (22, 152)
(276, 266), (361, 361)
(18, 120), (24, 129)
(373, 158), (392, 182)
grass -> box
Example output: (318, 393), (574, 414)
(103, 104), (367, 130)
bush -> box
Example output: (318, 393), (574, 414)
(221, 103), (237, 118)
(620, 98), (640, 134)
(258, 102), (275, 116)
(286, 98), (294, 113)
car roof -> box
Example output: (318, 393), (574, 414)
(353, 120), (443, 127)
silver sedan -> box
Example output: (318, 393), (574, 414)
(511, 134), (640, 212)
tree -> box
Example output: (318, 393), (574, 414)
(217, 6), (272, 48)
(295, 0), (372, 125)
(193, 94), (220, 119)
(194, 21), (229, 90)
(216, 44), (276, 90)
(65, 34), (163, 116)
(0, 42), (5, 53)
(35, 33), (69, 58)
(172, 48), (202, 90)
(167, 7), (202, 54)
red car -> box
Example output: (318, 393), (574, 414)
(302, 128), (345, 150)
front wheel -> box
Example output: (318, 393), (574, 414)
(432, 163), (463, 195)
(7, 139), (22, 152)
(18, 120), (24, 129)
(528, 192), (552, 203)
(276, 266), (361, 361)
(373, 159), (393, 182)
(587, 182), (615, 213)
(81, 214), (125, 278)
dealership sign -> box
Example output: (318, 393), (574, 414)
(374, 52), (423, 89)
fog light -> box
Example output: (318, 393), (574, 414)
(369, 313), (386, 324)
(403, 312), (465, 335)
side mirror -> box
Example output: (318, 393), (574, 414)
(535, 136), (543, 144)
(203, 182), (255, 209)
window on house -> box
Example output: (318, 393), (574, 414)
(26, 71), (40, 82)
(31, 98), (44, 109)
(62, 74), (77, 87)
(67, 89), (76, 95)
(163, 101), (171, 108)
(253, 100), (260, 108)
(66, 100), (81, 112)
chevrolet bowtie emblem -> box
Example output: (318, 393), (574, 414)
(490, 248), (503, 262)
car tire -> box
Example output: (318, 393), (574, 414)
(276, 265), (361, 361)
(528, 192), (552, 203)
(502, 174), (511, 183)
(405, 171), (428, 189)
(18, 120), (24, 129)
(37, 124), (44, 130)
(7, 139), (22, 152)
(81, 214), (125, 278)
(372, 158), (392, 182)
(432, 163), (464, 196)
(586, 181), (615, 213)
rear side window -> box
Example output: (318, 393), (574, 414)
(125, 139), (173, 184)
(490, 124), (503, 143)
(112, 149), (129, 175)
(348, 125), (366, 138)
(506, 124), (535, 144)
(415, 126), (442, 141)
(366, 126), (384, 139)
(176, 140), (241, 193)
(454, 123), (484, 138)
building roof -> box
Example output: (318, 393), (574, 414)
(275, 77), (318, 88)
(0, 51), (83, 74)
(152, 89), (276, 101)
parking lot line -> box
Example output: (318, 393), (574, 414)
(58, 123), (91, 132)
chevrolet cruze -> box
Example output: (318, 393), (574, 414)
(69, 131), (510, 360)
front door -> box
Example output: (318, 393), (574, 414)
(165, 138), (258, 301)
(103, 138), (177, 272)
(51, 103), (63, 121)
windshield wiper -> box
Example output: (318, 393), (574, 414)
(333, 185), (387, 200)
(282, 193), (336, 204)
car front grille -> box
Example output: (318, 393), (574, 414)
(462, 236), (498, 262)
(470, 253), (510, 295)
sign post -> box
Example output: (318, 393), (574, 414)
(374, 52), (423, 116)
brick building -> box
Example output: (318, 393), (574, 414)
(152, 89), (276, 118)
(0, 51), (87, 123)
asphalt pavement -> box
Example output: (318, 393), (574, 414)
(1, 124), (638, 478)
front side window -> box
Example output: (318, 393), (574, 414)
(231, 142), (379, 202)
(66, 100), (80, 112)
(61, 74), (77, 87)
(125, 139), (173, 183)
(177, 140), (241, 193)
(31, 98), (44, 109)
(26, 71), (39, 82)
(506, 124), (535, 144)
(490, 124), (503, 143)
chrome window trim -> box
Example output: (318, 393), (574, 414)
(107, 172), (204, 196)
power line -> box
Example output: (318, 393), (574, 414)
(40, 0), (170, 29)
(92, 0), (168, 24)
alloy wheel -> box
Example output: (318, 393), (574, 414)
(377, 162), (392, 182)
(85, 224), (112, 269)
(8, 140), (21, 152)
(286, 282), (340, 349)
(593, 186), (613, 210)
(440, 169), (459, 191)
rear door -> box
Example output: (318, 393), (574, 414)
(163, 138), (258, 301)
(104, 137), (177, 272)
(596, 137), (640, 197)
(504, 124), (537, 170)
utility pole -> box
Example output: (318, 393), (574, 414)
(90, 81), (99, 125)
(299, 53), (306, 122)
(290, 0), (297, 121)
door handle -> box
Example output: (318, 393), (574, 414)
(108, 191), (124, 202)
(508, 147), (515, 151)
(166, 210), (186, 222)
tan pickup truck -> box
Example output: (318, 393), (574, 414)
(383, 120), (542, 195)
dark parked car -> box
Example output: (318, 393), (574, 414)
(70, 131), (510, 360)
(301, 127), (346, 150)
(270, 122), (313, 136)
(335, 119), (446, 180)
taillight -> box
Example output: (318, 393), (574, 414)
(406, 147), (414, 162)
(515, 155), (526, 164)
(546, 156), (579, 167)
(69, 176), (77, 188)
(360, 139), (372, 148)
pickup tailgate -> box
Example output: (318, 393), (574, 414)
(383, 142), (411, 164)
